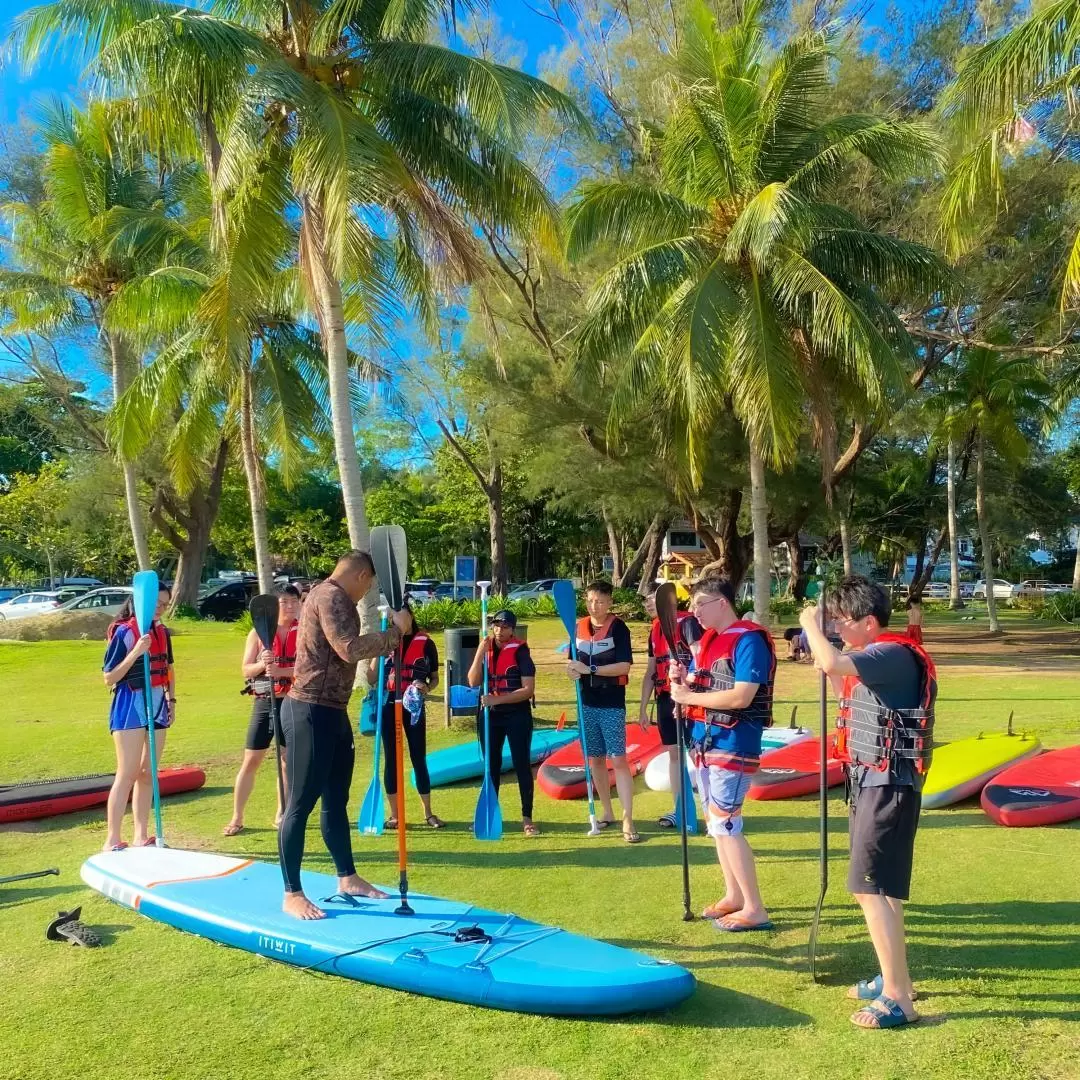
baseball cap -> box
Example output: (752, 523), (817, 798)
(491, 609), (517, 627)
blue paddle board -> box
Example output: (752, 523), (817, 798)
(418, 727), (578, 788)
(81, 849), (694, 1015)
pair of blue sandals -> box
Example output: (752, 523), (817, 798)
(850, 974), (921, 1029)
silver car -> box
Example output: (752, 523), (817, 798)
(57, 586), (133, 617)
(0, 591), (64, 620)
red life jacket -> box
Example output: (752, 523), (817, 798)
(684, 620), (775, 729)
(271, 622), (298, 696)
(485, 637), (528, 695)
(575, 615), (628, 687)
(649, 612), (694, 695)
(837, 632), (937, 776)
(118, 617), (170, 689)
(387, 633), (432, 691)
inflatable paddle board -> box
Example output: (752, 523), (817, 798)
(922, 728), (1041, 809)
(0, 767), (206, 824)
(747, 737), (844, 800)
(537, 726), (665, 800)
(81, 849), (695, 1015)
(417, 727), (578, 788)
(980, 746), (1080, 826)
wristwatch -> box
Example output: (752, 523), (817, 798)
(589, 664), (597, 675)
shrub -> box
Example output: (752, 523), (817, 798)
(1037, 591), (1080, 623)
(171, 604), (202, 622)
(769, 596), (799, 622)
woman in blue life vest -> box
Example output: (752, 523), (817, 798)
(223, 585), (301, 836)
(365, 603), (444, 829)
(466, 609), (540, 836)
(101, 584), (175, 851)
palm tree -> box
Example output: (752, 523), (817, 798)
(0, 101), (197, 571)
(16, 0), (580, 622)
(939, 349), (1056, 633)
(565, 0), (948, 622)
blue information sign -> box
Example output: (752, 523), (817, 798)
(454, 555), (478, 587)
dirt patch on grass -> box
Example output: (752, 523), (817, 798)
(0, 611), (113, 642)
(923, 626), (1080, 672)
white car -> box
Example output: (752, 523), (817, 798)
(507, 578), (558, 601)
(58, 586), (133, 617)
(404, 583), (436, 605)
(923, 582), (950, 599)
(0, 591), (64, 620)
(972, 579), (1015, 600)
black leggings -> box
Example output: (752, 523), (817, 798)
(278, 698), (356, 894)
(479, 710), (534, 818)
(380, 701), (430, 796)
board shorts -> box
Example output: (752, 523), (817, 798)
(906, 623), (924, 646)
(109, 684), (171, 733)
(847, 783), (921, 900)
(581, 705), (627, 757)
(245, 696), (287, 752)
(697, 760), (754, 838)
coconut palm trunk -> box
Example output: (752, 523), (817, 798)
(749, 443), (771, 625)
(975, 430), (1000, 633)
(106, 332), (152, 571)
(839, 515), (853, 576)
(947, 436), (964, 609)
(1073, 533), (1080, 593)
(239, 364), (274, 593)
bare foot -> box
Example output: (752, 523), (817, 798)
(282, 892), (325, 920)
(337, 873), (388, 899)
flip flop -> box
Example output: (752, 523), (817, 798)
(597, 819), (616, 830)
(385, 818), (398, 830)
(702, 900), (741, 919)
(622, 829), (643, 844)
(849, 975), (920, 1002)
(140, 836), (159, 847)
(222, 823), (245, 837)
(425, 815), (445, 830)
(713, 915), (774, 933)
(104, 842), (128, 852)
(523, 822), (540, 837)
(850, 994), (920, 1029)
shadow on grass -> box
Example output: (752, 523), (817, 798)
(0, 882), (82, 910)
(654, 983), (811, 1029)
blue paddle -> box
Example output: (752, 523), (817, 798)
(472, 581), (503, 841)
(132, 570), (165, 848)
(552, 579), (603, 837)
(359, 608), (390, 836)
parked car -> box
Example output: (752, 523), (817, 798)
(433, 582), (465, 601)
(959, 581), (975, 599)
(0, 591), (64, 620)
(197, 579), (258, 621)
(507, 578), (558, 601)
(0, 586), (32, 604)
(923, 581), (950, 599)
(57, 586), (133, 617)
(1016, 580), (1072, 596)
(404, 582), (436, 605)
(972, 579), (1015, 600)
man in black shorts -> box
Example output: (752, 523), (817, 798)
(638, 587), (702, 827)
(800, 576), (936, 1030)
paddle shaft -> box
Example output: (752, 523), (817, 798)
(0, 868), (59, 885)
(140, 650), (165, 847)
(809, 601), (829, 980)
(674, 701), (693, 921)
(394, 637), (412, 913)
(371, 614), (388, 789)
(567, 637), (600, 829)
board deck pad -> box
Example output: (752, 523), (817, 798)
(981, 745), (1080, 827)
(537, 726), (665, 800)
(418, 727), (578, 788)
(82, 849), (695, 1015)
(922, 731), (1042, 810)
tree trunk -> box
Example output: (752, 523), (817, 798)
(616, 513), (668, 588)
(749, 443), (771, 625)
(1073, 532), (1080, 592)
(912, 535), (927, 591)
(107, 332), (152, 571)
(976, 431), (1000, 633)
(239, 365), (274, 593)
(786, 536), (808, 599)
(947, 436), (964, 609)
(638, 518), (667, 597)
(839, 516), (853, 577)
(488, 464), (509, 596)
(301, 201), (375, 629)
(911, 528), (948, 598)
(698, 489), (752, 586)
(602, 505), (624, 581)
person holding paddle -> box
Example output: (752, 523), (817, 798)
(101, 584), (175, 851)
(669, 575), (775, 931)
(467, 608), (539, 837)
(365, 603), (444, 830)
(565, 580), (639, 843)
(280, 550), (409, 921)
(224, 585), (300, 836)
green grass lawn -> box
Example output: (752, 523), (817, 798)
(2, 616), (1079, 1080)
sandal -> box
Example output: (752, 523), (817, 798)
(850, 994), (920, 1029)
(104, 842), (128, 852)
(622, 829), (643, 844)
(702, 900), (740, 919)
(597, 818), (616, 830)
(385, 817), (398, 830)
(713, 915), (774, 932)
(425, 815), (445, 830)
(657, 812), (677, 829)
(848, 975), (919, 1002)
(523, 822), (540, 837)
(222, 823), (245, 837)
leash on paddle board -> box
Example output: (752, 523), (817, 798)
(809, 589), (829, 981)
(473, 582), (504, 841)
(249, 595), (287, 833)
(359, 608), (390, 835)
(133, 571), (165, 848)
(552, 580), (603, 837)
(656, 583), (694, 922)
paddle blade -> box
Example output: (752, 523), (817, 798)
(552, 579), (577, 643)
(448, 684), (481, 709)
(132, 570), (160, 636)
(674, 766), (699, 835)
(473, 780), (503, 841)
(370, 525), (408, 610)
(249, 594), (279, 650)
(655, 581), (681, 658)
(359, 776), (384, 836)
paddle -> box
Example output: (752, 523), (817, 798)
(552, 579), (603, 837)
(358, 607), (390, 836)
(656, 582), (695, 922)
(808, 595), (829, 981)
(0, 868), (59, 886)
(132, 570), (165, 848)
(472, 581), (503, 841)
(369, 525), (412, 916)
(249, 594), (286, 824)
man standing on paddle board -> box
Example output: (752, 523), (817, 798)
(565, 580), (639, 842)
(670, 575), (774, 930)
(467, 608), (540, 836)
(800, 576), (936, 1030)
(639, 586), (702, 827)
(281, 550), (410, 920)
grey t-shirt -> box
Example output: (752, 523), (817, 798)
(849, 641), (931, 790)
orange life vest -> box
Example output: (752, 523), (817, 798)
(576, 615), (628, 687)
(649, 612), (694, 695)
(118, 618), (170, 689)
(684, 620), (775, 729)
(485, 637), (528, 694)
(386, 633), (433, 691)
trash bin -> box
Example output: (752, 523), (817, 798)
(443, 624), (528, 726)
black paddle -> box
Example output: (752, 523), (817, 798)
(249, 595), (286, 822)
(0, 868), (59, 886)
(808, 592), (829, 981)
(656, 582), (694, 922)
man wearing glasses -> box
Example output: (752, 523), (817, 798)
(670, 575), (775, 931)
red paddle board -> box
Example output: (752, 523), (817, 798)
(980, 746), (1080, 827)
(748, 736), (844, 800)
(0, 767), (206, 823)
(537, 726), (665, 800)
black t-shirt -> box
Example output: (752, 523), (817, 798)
(579, 617), (633, 710)
(488, 640), (536, 716)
